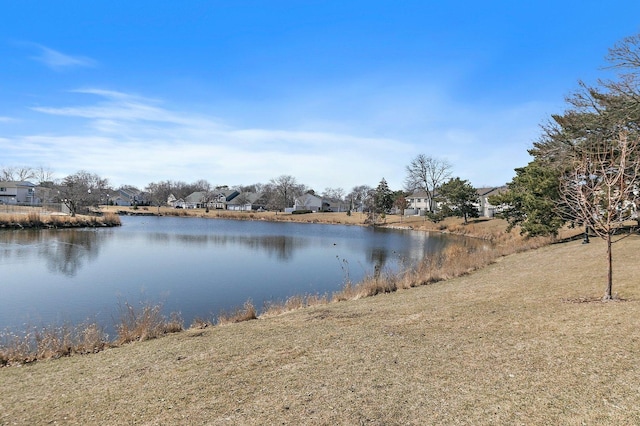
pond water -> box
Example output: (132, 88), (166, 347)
(0, 216), (486, 335)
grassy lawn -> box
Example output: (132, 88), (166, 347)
(2, 228), (640, 424)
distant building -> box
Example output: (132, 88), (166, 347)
(0, 181), (36, 205)
(405, 190), (431, 216)
(475, 187), (507, 217)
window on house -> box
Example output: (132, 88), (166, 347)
(0, 187), (6, 192)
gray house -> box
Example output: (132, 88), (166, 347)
(0, 181), (37, 205)
(292, 193), (323, 212)
(226, 192), (267, 211)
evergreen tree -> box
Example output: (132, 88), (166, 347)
(374, 178), (393, 213)
(437, 177), (479, 223)
(490, 160), (564, 236)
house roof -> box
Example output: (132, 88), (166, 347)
(226, 192), (266, 205)
(407, 190), (429, 198)
(296, 193), (322, 205)
(476, 186), (507, 197)
(185, 191), (206, 203)
(0, 181), (36, 188)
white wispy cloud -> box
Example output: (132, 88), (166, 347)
(28, 43), (96, 71)
(15, 89), (413, 190)
(5, 86), (548, 191)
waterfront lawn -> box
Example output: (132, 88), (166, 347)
(2, 234), (640, 424)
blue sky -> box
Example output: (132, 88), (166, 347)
(2, 1), (640, 192)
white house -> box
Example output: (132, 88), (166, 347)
(404, 190), (431, 216)
(292, 193), (323, 212)
(475, 187), (507, 217)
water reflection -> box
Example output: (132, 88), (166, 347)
(142, 232), (307, 261)
(0, 230), (104, 277)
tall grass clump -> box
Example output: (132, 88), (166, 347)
(0, 211), (121, 229)
(0, 322), (109, 366)
(261, 293), (329, 317)
(360, 272), (398, 297)
(217, 300), (258, 325)
(115, 301), (183, 345)
(0, 329), (35, 366)
(27, 212), (44, 227)
(190, 317), (214, 329)
(332, 272), (398, 301)
(102, 212), (121, 226)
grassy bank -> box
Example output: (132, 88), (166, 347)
(0, 211), (121, 229)
(1, 233), (639, 424)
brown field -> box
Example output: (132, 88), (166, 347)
(2, 214), (639, 424)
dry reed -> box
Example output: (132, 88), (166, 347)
(217, 300), (258, 325)
(0, 321), (109, 366)
(0, 212), (121, 228)
(115, 301), (183, 345)
(261, 293), (330, 317)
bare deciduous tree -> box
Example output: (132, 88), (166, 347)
(559, 130), (640, 300)
(268, 175), (305, 212)
(322, 187), (345, 201)
(347, 185), (372, 213)
(194, 179), (214, 212)
(33, 166), (55, 185)
(404, 154), (452, 213)
(56, 171), (111, 217)
(145, 180), (174, 212)
(1, 166), (35, 182)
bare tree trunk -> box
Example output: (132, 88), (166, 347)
(605, 233), (613, 300)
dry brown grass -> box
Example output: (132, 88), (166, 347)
(1, 300), (184, 365)
(0, 322), (109, 366)
(217, 300), (258, 325)
(190, 317), (214, 329)
(0, 210), (121, 228)
(2, 235), (640, 424)
(115, 301), (183, 344)
(261, 293), (330, 317)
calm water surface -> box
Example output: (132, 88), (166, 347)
(0, 216), (486, 334)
